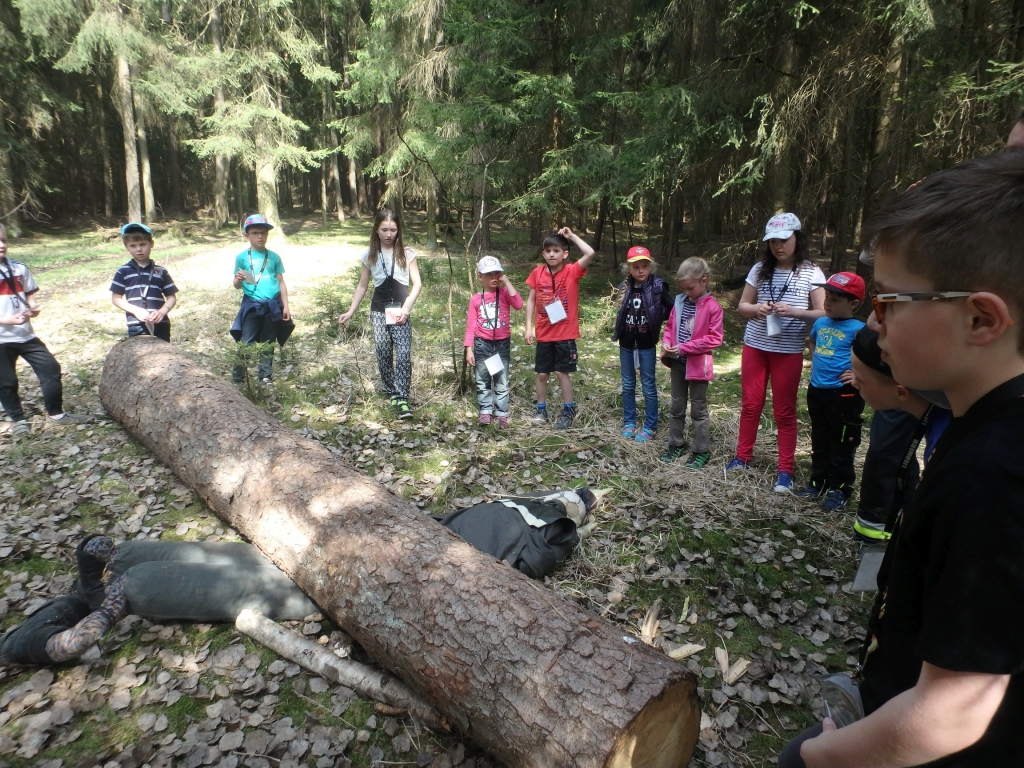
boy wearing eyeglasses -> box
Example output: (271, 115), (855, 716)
(783, 151), (1024, 768)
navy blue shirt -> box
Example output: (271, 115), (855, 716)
(110, 260), (177, 331)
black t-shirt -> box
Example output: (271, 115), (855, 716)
(619, 287), (653, 349)
(860, 374), (1024, 766)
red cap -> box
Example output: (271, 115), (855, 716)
(813, 272), (865, 301)
(627, 245), (652, 263)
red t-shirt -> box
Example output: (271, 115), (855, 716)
(526, 261), (586, 342)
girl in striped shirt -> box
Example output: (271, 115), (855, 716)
(729, 213), (825, 492)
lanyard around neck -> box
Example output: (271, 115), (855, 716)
(247, 248), (269, 285)
(768, 267), (796, 304)
(132, 262), (158, 302)
(0, 260), (26, 308)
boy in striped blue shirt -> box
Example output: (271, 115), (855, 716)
(110, 223), (178, 342)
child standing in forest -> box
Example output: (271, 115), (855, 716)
(730, 213), (825, 492)
(795, 272), (866, 511)
(524, 227), (596, 430)
(110, 223), (178, 341)
(612, 245), (673, 441)
(337, 209), (422, 419)
(0, 224), (88, 436)
(230, 214), (291, 385)
(464, 256), (523, 429)
(660, 257), (724, 466)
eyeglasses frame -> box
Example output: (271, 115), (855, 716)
(870, 291), (974, 323)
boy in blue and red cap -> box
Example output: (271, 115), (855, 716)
(796, 272), (866, 511)
(230, 214), (291, 385)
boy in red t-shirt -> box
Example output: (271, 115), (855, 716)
(524, 227), (596, 429)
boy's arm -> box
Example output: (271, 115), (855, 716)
(277, 274), (290, 321)
(150, 293), (176, 322)
(524, 288), (537, 344)
(112, 293), (150, 320)
(559, 227), (596, 270)
(801, 662), (1010, 768)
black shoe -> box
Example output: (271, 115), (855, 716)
(395, 399), (413, 419)
(660, 446), (685, 464)
(821, 488), (849, 512)
(0, 596), (91, 666)
(74, 534), (111, 611)
(553, 407), (576, 430)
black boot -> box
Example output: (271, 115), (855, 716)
(73, 534), (112, 611)
(0, 596), (91, 666)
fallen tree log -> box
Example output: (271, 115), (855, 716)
(100, 337), (700, 768)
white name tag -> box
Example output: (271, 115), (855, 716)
(241, 270), (257, 285)
(544, 299), (567, 324)
(765, 313), (782, 337)
(484, 354), (504, 376)
(385, 306), (402, 325)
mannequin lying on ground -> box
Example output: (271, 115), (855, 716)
(0, 487), (599, 667)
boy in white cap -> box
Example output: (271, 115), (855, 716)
(464, 255), (523, 428)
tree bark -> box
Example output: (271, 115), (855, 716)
(97, 83), (114, 219)
(114, 56), (142, 223)
(100, 339), (700, 768)
(0, 102), (23, 238)
(255, 155), (281, 231)
(211, 4), (231, 229)
(133, 88), (157, 222)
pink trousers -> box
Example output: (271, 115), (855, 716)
(736, 345), (803, 473)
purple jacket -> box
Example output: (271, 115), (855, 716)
(661, 292), (724, 381)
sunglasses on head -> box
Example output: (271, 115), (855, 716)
(870, 291), (973, 323)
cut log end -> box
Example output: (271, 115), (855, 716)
(604, 679), (700, 768)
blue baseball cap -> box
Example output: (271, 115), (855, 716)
(243, 214), (274, 233)
(120, 222), (153, 237)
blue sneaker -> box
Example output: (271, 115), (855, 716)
(634, 427), (656, 443)
(725, 458), (749, 472)
(621, 423), (637, 439)
(821, 488), (849, 512)
(774, 471), (794, 493)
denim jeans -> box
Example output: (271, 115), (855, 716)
(473, 337), (511, 417)
(620, 346), (658, 431)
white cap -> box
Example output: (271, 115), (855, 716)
(477, 255), (504, 274)
(762, 212), (801, 241)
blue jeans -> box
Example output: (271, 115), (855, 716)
(620, 346), (658, 431)
(473, 337), (511, 417)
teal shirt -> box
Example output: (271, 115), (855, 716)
(234, 248), (284, 301)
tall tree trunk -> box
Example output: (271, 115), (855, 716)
(426, 185), (438, 250)
(96, 83), (114, 218)
(320, 161), (329, 227)
(210, 4), (231, 228)
(0, 102), (23, 237)
(133, 88), (157, 222)
(165, 115), (184, 214)
(593, 195), (609, 251)
(100, 339), (701, 768)
(255, 155), (281, 231)
(114, 57), (142, 223)
(857, 34), (905, 278)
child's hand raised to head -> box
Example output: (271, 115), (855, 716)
(465, 347), (476, 366)
(558, 226), (577, 241)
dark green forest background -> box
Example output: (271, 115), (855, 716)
(2, 0), (1023, 272)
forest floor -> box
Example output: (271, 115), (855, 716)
(0, 215), (876, 768)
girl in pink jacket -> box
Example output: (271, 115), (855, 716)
(660, 258), (725, 467)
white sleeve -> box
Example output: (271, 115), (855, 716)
(21, 267), (39, 294)
(744, 263), (762, 288)
(405, 247), (418, 263)
(809, 264), (826, 284)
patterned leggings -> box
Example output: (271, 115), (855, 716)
(46, 574), (127, 661)
(46, 536), (126, 662)
(370, 311), (412, 400)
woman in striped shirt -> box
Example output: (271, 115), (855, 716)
(728, 213), (825, 492)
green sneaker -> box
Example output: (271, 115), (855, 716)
(660, 446), (685, 463)
(684, 451), (711, 470)
(395, 399), (413, 420)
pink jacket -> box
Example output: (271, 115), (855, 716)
(661, 292), (725, 381)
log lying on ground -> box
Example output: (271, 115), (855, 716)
(235, 609), (446, 729)
(100, 337), (700, 768)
